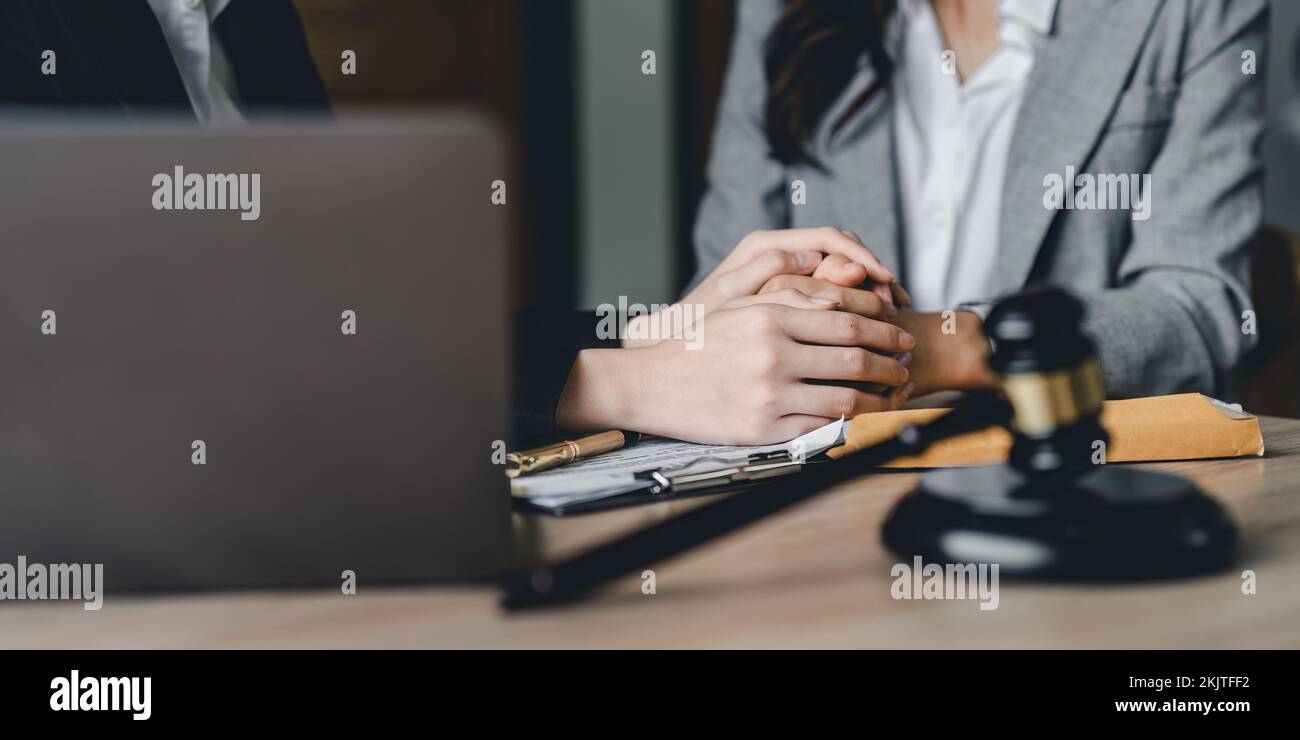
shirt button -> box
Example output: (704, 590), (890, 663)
(185, 0), (203, 9)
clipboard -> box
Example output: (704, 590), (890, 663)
(513, 453), (835, 516)
(509, 417), (850, 516)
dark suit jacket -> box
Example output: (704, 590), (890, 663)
(0, 0), (329, 117)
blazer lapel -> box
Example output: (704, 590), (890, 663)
(995, 0), (1160, 295)
(826, 62), (903, 280)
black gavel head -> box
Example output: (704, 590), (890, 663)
(984, 289), (1109, 479)
(882, 287), (1236, 581)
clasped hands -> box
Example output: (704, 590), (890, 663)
(557, 227), (993, 445)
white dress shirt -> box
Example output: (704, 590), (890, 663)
(145, 0), (244, 126)
(892, 0), (1058, 311)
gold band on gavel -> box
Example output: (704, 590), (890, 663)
(999, 357), (1105, 435)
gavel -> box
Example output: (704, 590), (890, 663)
(882, 289), (1236, 581)
(504, 289), (1237, 610)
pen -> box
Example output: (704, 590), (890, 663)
(505, 430), (641, 478)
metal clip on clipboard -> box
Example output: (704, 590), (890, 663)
(636, 450), (804, 494)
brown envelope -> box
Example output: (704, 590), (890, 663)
(826, 393), (1265, 467)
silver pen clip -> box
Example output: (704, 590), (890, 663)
(640, 451), (803, 494)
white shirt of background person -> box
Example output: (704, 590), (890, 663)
(145, 0), (245, 126)
(892, 0), (1058, 312)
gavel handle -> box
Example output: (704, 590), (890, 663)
(502, 391), (1013, 612)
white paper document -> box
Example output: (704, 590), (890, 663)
(513, 418), (849, 510)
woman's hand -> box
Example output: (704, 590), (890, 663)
(757, 278), (995, 397)
(770, 245), (995, 396)
(754, 230), (909, 321)
(806, 230), (911, 307)
(889, 309), (997, 396)
(557, 289), (916, 445)
(759, 252), (999, 400)
(764, 228), (909, 301)
(760, 271), (900, 323)
(623, 227), (897, 348)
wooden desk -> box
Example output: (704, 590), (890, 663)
(4, 418), (1298, 649)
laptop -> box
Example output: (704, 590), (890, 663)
(0, 113), (512, 590)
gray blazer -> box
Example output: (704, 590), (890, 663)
(691, 0), (1267, 398)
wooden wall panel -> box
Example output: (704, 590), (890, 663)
(291, 0), (529, 304)
(293, 0), (523, 110)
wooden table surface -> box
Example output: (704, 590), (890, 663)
(5, 418), (1298, 649)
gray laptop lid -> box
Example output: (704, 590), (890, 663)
(0, 115), (511, 590)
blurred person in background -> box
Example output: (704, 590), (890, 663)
(0, 0), (329, 123)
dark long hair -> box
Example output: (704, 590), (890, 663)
(764, 0), (897, 165)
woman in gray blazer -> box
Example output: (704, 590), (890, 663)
(554, 0), (1265, 445)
